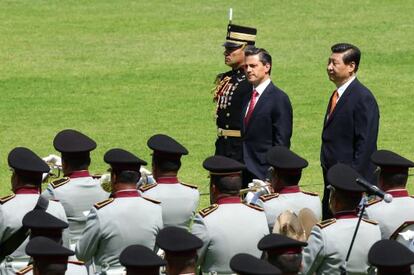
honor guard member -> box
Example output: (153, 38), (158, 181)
(214, 23), (257, 163)
(139, 134), (199, 229)
(42, 129), (109, 245)
(191, 156), (269, 275)
(119, 245), (166, 275)
(302, 164), (381, 275)
(368, 240), (414, 275)
(156, 226), (203, 275)
(17, 210), (87, 275)
(76, 148), (163, 274)
(256, 146), (322, 231)
(0, 147), (68, 275)
(258, 233), (307, 274)
(365, 150), (414, 239)
(230, 253), (281, 275)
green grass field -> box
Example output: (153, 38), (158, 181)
(1, 0), (413, 208)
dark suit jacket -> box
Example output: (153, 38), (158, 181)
(320, 78), (379, 182)
(242, 81), (293, 179)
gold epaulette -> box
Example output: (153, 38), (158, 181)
(244, 203), (264, 211)
(180, 182), (198, 189)
(259, 193), (279, 202)
(0, 194), (15, 204)
(199, 204), (219, 218)
(142, 196), (161, 204)
(68, 260), (85, 265)
(362, 218), (379, 225)
(94, 198), (114, 209)
(302, 190), (319, 196)
(50, 177), (70, 189)
(16, 265), (33, 275)
(366, 197), (382, 206)
(316, 218), (336, 229)
(214, 73), (225, 84)
(139, 183), (157, 192)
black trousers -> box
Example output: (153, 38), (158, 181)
(322, 167), (333, 220)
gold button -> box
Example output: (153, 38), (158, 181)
(226, 113), (230, 117)
(225, 125), (229, 129)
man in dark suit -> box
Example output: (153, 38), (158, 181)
(320, 43), (380, 219)
(241, 47), (293, 185)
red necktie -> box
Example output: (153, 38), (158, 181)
(329, 90), (339, 115)
(244, 90), (259, 125)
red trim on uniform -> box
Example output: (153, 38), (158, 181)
(69, 170), (90, 179)
(334, 211), (358, 219)
(15, 186), (40, 194)
(217, 196), (241, 204)
(387, 189), (409, 198)
(278, 186), (300, 194)
(156, 176), (179, 184)
(113, 190), (140, 198)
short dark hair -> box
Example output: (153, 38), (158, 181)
(113, 170), (141, 184)
(267, 253), (302, 273)
(62, 154), (90, 171)
(15, 170), (43, 185)
(275, 170), (302, 186)
(152, 155), (181, 173)
(211, 175), (242, 195)
(245, 47), (272, 74)
(332, 188), (362, 210)
(331, 43), (361, 72)
(381, 171), (408, 187)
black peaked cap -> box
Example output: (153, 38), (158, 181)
(147, 134), (188, 155)
(327, 163), (365, 192)
(8, 147), (50, 173)
(371, 150), (414, 168)
(203, 155), (245, 175)
(258, 233), (307, 252)
(53, 129), (96, 153)
(266, 146), (308, 170)
(156, 227), (203, 252)
(104, 148), (147, 171)
(230, 253), (281, 275)
(120, 245), (166, 268)
(23, 210), (68, 230)
(369, 240), (414, 268)
(26, 236), (74, 257)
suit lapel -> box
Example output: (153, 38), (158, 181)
(244, 82), (273, 132)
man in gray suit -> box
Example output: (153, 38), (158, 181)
(191, 155), (269, 275)
(76, 148), (163, 274)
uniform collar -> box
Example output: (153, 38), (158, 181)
(334, 210), (358, 219)
(68, 170), (90, 179)
(387, 188), (409, 198)
(15, 186), (40, 194)
(156, 176), (179, 184)
(113, 189), (140, 198)
(278, 186), (300, 194)
(216, 196), (241, 205)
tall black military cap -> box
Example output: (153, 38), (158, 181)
(203, 155), (245, 175)
(104, 148), (147, 172)
(120, 245), (166, 268)
(266, 146), (308, 172)
(8, 147), (50, 173)
(26, 236), (74, 258)
(368, 240), (414, 273)
(371, 150), (414, 173)
(147, 134), (188, 156)
(53, 129), (96, 154)
(327, 163), (366, 192)
(258, 233), (307, 254)
(223, 24), (257, 48)
(230, 253), (281, 275)
(23, 210), (68, 231)
(156, 227), (203, 253)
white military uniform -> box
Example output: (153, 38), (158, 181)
(15, 261), (88, 275)
(76, 189), (163, 274)
(42, 171), (109, 245)
(365, 188), (414, 239)
(139, 176), (199, 229)
(0, 188), (68, 275)
(256, 186), (322, 230)
(191, 196), (269, 275)
(302, 211), (381, 275)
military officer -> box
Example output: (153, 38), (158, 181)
(156, 226), (202, 275)
(365, 150), (414, 239)
(0, 147), (68, 275)
(42, 129), (109, 245)
(119, 245), (166, 275)
(76, 148), (163, 274)
(191, 155), (269, 275)
(230, 253), (281, 275)
(256, 146), (322, 231)
(302, 163), (381, 275)
(214, 23), (257, 165)
(139, 134), (199, 229)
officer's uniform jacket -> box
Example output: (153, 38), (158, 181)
(191, 196), (269, 275)
(214, 68), (252, 162)
(0, 187), (68, 275)
(16, 261), (88, 275)
(256, 186), (322, 230)
(365, 189), (414, 239)
(302, 211), (381, 275)
(139, 176), (199, 229)
(75, 189), (163, 273)
(42, 170), (109, 243)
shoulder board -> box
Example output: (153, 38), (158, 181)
(0, 194), (15, 204)
(366, 197), (382, 206)
(316, 218), (336, 229)
(94, 198), (114, 209)
(180, 182), (198, 189)
(214, 73), (224, 84)
(410, 195), (414, 199)
(16, 265), (33, 275)
(68, 260), (85, 266)
(91, 174), (102, 179)
(50, 177), (70, 189)
(244, 203), (264, 211)
(302, 190), (319, 196)
(199, 204), (219, 218)
(362, 218), (379, 225)
(259, 193), (279, 202)
(139, 183), (157, 192)
(142, 196), (161, 204)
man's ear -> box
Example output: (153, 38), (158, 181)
(347, 61), (356, 74)
(265, 63), (271, 74)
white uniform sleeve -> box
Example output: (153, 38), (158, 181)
(190, 213), (211, 267)
(302, 225), (326, 275)
(41, 184), (55, 200)
(75, 208), (101, 262)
